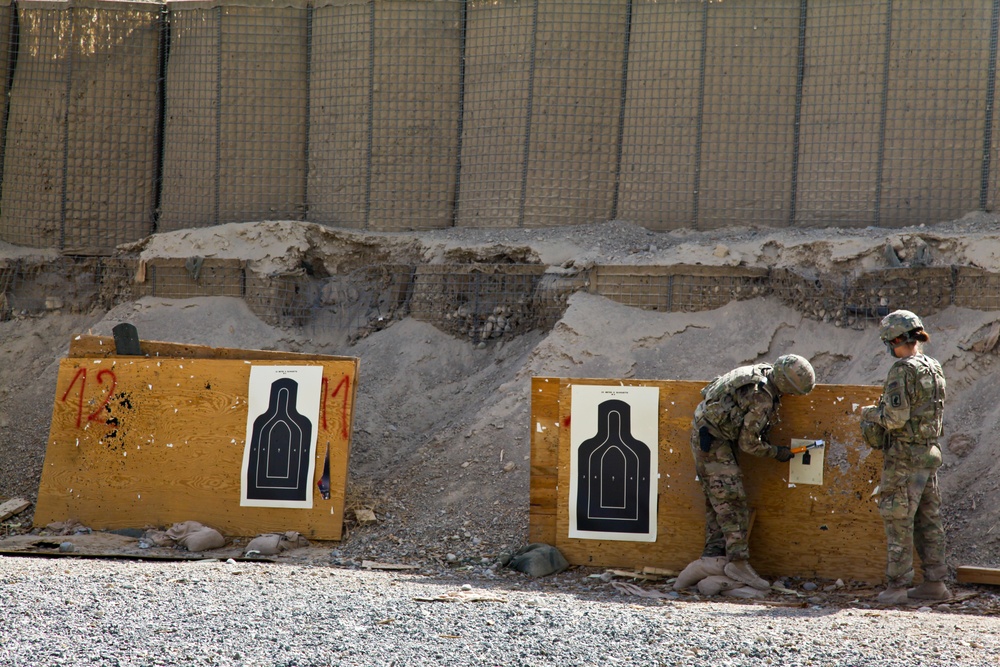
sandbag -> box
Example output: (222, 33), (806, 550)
(165, 521), (225, 552)
(244, 531), (311, 556)
(508, 543), (569, 577)
(673, 556), (728, 590)
(697, 575), (742, 596)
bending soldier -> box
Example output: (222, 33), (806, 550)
(690, 354), (816, 591)
(861, 310), (950, 605)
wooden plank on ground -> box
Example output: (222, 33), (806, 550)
(957, 566), (1000, 586)
(35, 353), (359, 541)
(533, 376), (886, 583)
(0, 498), (31, 521)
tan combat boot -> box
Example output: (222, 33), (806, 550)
(724, 560), (770, 591)
(907, 581), (951, 600)
(877, 587), (909, 605)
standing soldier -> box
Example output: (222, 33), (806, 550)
(690, 354), (816, 591)
(861, 310), (950, 605)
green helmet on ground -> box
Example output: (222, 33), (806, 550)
(771, 354), (815, 395)
(879, 309), (927, 347)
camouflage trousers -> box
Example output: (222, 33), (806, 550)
(879, 457), (948, 588)
(690, 423), (750, 561)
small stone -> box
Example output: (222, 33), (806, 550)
(58, 542), (75, 553)
(461, 584), (472, 591)
(802, 582), (818, 591)
(446, 553), (457, 562)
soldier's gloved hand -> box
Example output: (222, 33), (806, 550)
(774, 446), (793, 462)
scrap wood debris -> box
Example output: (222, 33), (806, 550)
(0, 498), (31, 522)
(414, 590), (508, 603)
(611, 581), (675, 599)
(591, 568), (678, 583)
(362, 560), (419, 570)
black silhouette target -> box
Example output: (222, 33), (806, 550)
(245, 377), (313, 502)
(575, 399), (652, 535)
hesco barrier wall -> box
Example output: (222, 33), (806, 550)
(5, 257), (1000, 348)
(1, 0), (1000, 253)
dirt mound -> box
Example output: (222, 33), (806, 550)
(3, 218), (1000, 575)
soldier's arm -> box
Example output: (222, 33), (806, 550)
(736, 388), (778, 458)
(869, 363), (913, 431)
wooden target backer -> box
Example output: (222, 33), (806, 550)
(35, 337), (358, 540)
(531, 377), (887, 583)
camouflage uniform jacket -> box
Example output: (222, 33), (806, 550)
(694, 364), (781, 459)
(864, 353), (946, 468)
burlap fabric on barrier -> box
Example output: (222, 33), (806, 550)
(616, 0), (701, 231)
(0, 0), (158, 253)
(309, 0), (462, 231)
(159, 0), (309, 231)
(366, 0), (462, 231)
(877, 0), (990, 227)
(696, 0), (799, 230)
(308, 0), (371, 229)
(454, 0), (534, 228)
(519, 0), (625, 228)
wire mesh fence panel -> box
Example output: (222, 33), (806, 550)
(0, 256), (103, 317)
(219, 1), (308, 224)
(66, 2), (160, 253)
(955, 266), (1000, 311)
(520, 0), (627, 228)
(590, 265), (770, 313)
(697, 0), (800, 229)
(0, 0), (13, 198)
(408, 264), (548, 343)
(0, 3), (75, 250)
(617, 0), (702, 231)
(0, 1), (159, 252)
(455, 0), (535, 228)
(7, 1), (1000, 250)
(795, 0), (886, 227)
(878, 0), (992, 227)
(160, 0), (309, 231)
(366, 0), (463, 231)
(308, 0), (371, 229)
(991, 0), (1000, 216)
(158, 3), (222, 230)
(842, 266), (955, 330)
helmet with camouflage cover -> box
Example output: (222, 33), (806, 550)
(771, 354), (815, 395)
(879, 309), (929, 351)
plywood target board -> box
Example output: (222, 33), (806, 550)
(531, 377), (888, 583)
(35, 339), (358, 541)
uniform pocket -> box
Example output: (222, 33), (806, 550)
(878, 485), (910, 520)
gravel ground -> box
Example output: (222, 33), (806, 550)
(3, 555), (1000, 667)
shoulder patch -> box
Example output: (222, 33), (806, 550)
(889, 392), (901, 408)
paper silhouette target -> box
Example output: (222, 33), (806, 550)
(241, 366), (323, 508)
(569, 385), (659, 542)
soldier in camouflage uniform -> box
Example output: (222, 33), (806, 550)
(690, 354), (816, 591)
(861, 310), (950, 605)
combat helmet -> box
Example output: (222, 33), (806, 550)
(771, 354), (815, 395)
(879, 309), (928, 351)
